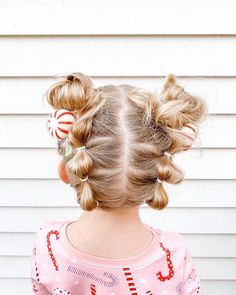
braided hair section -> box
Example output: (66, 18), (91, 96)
(46, 72), (106, 211)
(124, 74), (207, 209)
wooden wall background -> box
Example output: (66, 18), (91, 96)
(0, 1), (235, 294)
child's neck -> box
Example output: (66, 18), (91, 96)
(78, 205), (144, 233)
(66, 205), (155, 259)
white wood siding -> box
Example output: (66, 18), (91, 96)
(0, 1), (235, 294)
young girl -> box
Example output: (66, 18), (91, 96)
(31, 72), (207, 294)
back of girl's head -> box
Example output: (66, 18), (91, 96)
(45, 72), (208, 212)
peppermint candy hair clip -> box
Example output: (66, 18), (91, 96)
(176, 123), (199, 151)
(47, 109), (76, 140)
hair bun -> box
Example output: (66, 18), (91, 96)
(163, 73), (177, 90)
(48, 109), (75, 140)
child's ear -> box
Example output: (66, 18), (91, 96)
(58, 159), (70, 184)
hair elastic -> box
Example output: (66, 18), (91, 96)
(76, 146), (86, 152)
(80, 175), (88, 182)
(156, 178), (163, 184)
(164, 151), (172, 158)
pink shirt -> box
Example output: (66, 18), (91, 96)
(31, 219), (201, 294)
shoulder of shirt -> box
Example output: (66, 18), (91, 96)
(32, 220), (69, 263)
(146, 223), (184, 241)
(145, 223), (187, 250)
(34, 219), (69, 238)
(38, 219), (67, 229)
(33, 220), (69, 251)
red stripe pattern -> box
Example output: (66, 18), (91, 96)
(47, 109), (75, 140)
(90, 284), (97, 295)
(123, 267), (138, 295)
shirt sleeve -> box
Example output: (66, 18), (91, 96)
(181, 243), (202, 295)
(30, 225), (51, 294)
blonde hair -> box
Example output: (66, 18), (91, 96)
(45, 72), (208, 211)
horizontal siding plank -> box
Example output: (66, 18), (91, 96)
(1, 232), (236, 258)
(0, 0), (236, 35)
(197, 258), (236, 280)
(0, 148), (235, 179)
(1, 77), (236, 115)
(1, 256), (235, 280)
(0, 114), (235, 148)
(0, 179), (236, 208)
(1, 278), (235, 295)
(2, 37), (236, 76)
(201, 281), (236, 295)
(0, 279), (31, 295)
(183, 234), (236, 258)
(0, 208), (235, 234)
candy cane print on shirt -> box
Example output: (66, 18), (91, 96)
(46, 230), (60, 271)
(32, 246), (41, 293)
(52, 287), (71, 295)
(67, 265), (119, 287)
(156, 242), (174, 281)
(176, 282), (183, 294)
(123, 267), (154, 295)
(90, 284), (96, 295)
(123, 267), (138, 295)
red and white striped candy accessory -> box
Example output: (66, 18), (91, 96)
(177, 123), (199, 151)
(48, 109), (75, 140)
